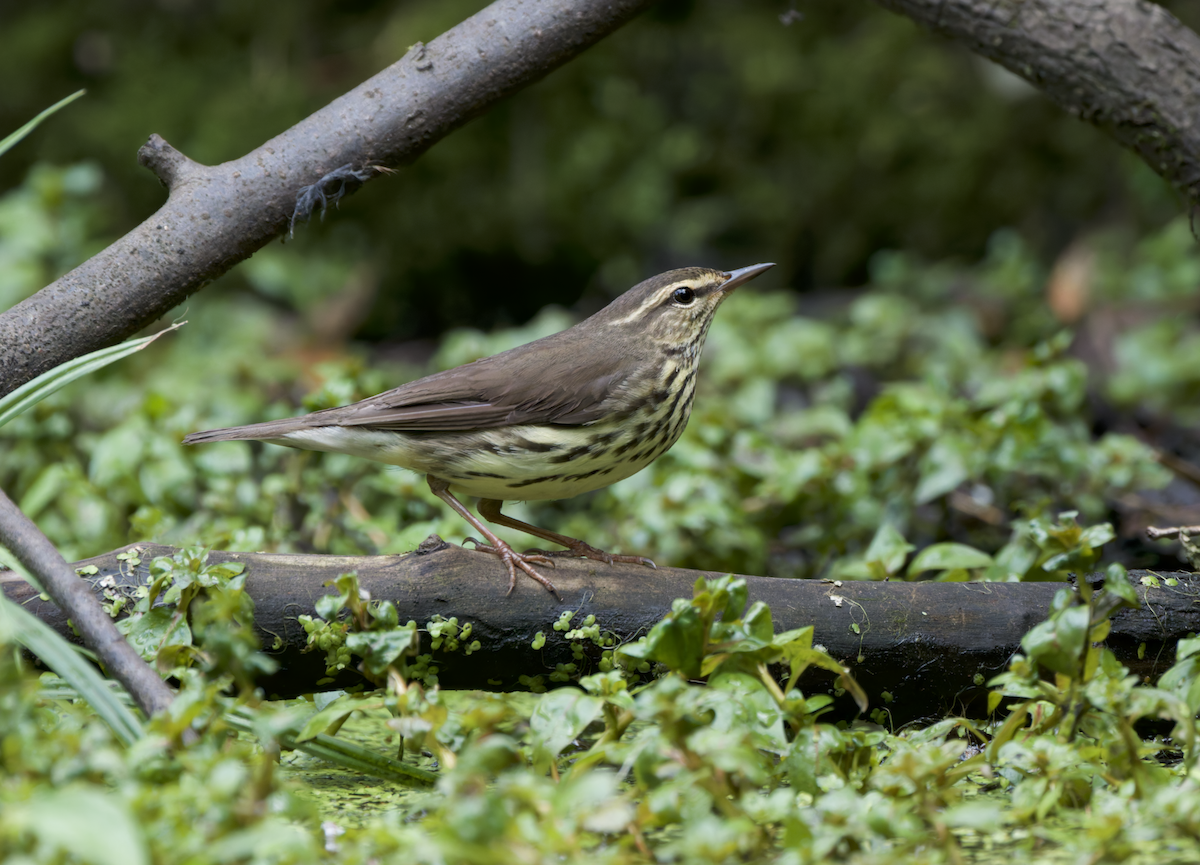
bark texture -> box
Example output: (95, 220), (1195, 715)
(0, 0), (655, 397)
(872, 0), (1200, 204)
(4, 541), (1194, 724)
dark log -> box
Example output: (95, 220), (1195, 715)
(3, 541), (1195, 724)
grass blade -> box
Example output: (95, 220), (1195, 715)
(223, 707), (437, 787)
(0, 322), (183, 429)
(0, 90), (86, 158)
(0, 594), (143, 745)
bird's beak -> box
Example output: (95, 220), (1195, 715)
(719, 262), (775, 293)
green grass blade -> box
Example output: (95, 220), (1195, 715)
(0, 90), (86, 158)
(0, 322), (183, 429)
(0, 594), (143, 745)
(223, 708), (437, 787)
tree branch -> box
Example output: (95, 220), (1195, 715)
(872, 0), (1200, 206)
(4, 540), (1193, 724)
(0, 0), (655, 398)
(0, 491), (175, 718)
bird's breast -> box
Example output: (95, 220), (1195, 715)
(277, 359), (699, 502)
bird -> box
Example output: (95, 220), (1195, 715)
(183, 262), (775, 597)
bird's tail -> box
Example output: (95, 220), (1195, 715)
(181, 417), (310, 445)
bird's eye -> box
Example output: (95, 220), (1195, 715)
(672, 286), (696, 305)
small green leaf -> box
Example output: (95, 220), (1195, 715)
(907, 542), (994, 578)
(529, 688), (603, 767)
(863, 523), (913, 577)
(1021, 596), (1088, 677)
(914, 436), (971, 504)
(1102, 562), (1139, 608)
(10, 785), (148, 865)
(345, 623), (420, 678)
(295, 696), (384, 743)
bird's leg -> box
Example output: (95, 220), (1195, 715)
(426, 476), (559, 598)
(477, 499), (656, 569)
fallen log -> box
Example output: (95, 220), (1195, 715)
(3, 540), (1194, 724)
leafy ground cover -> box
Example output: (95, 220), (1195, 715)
(5, 160), (1200, 861)
(6, 560), (1200, 864)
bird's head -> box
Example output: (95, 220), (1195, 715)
(598, 263), (775, 348)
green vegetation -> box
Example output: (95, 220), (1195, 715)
(5, 151), (1200, 858)
(8, 561), (1200, 863)
(7, 2), (1200, 860)
(0, 164), (1185, 575)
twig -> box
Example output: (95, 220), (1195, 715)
(1153, 449), (1200, 488)
(949, 490), (1005, 525)
(1146, 525), (1200, 541)
(872, 0), (1200, 207)
(0, 487), (175, 718)
(7, 542), (1198, 725)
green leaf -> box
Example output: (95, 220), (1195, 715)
(9, 785), (148, 865)
(740, 601), (774, 642)
(116, 605), (188, 662)
(907, 542), (994, 578)
(0, 595), (142, 746)
(0, 89), (85, 158)
(619, 600), (705, 678)
(779, 639), (868, 713)
(864, 522), (914, 577)
(914, 435), (970, 504)
(1102, 562), (1139, 608)
(1177, 636), (1200, 662)
(1021, 597), (1089, 677)
(0, 323), (183, 430)
(529, 688), (603, 767)
(345, 623), (420, 678)
(295, 696), (385, 743)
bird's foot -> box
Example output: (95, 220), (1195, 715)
(524, 541), (657, 570)
(463, 537), (560, 598)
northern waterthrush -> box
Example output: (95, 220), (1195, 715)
(183, 262), (774, 595)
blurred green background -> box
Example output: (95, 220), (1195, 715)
(3, 0), (1200, 579)
(3, 0), (1195, 331)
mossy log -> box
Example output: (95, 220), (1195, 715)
(3, 540), (1195, 724)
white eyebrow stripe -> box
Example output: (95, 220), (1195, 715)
(608, 289), (673, 326)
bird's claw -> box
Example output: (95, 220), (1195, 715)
(462, 538), (560, 598)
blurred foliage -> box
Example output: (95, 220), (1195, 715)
(2, 0), (1197, 339)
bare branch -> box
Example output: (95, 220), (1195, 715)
(0, 0), (654, 398)
(873, 0), (1200, 206)
(0, 491), (175, 718)
(1146, 524), (1200, 540)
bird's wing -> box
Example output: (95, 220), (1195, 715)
(307, 332), (634, 432)
(182, 326), (640, 445)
